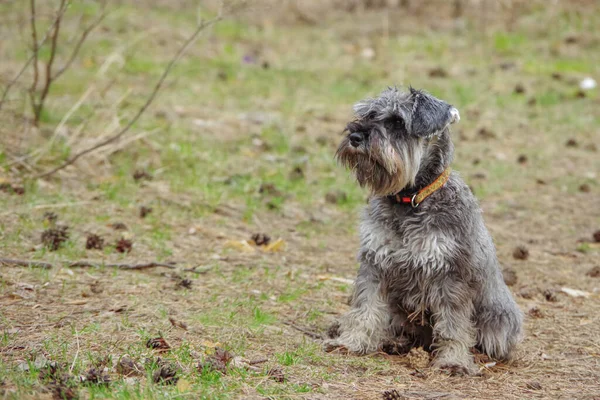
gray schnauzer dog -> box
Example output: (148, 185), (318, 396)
(326, 87), (523, 375)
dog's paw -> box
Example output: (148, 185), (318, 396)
(326, 322), (341, 339)
(433, 360), (480, 376)
(380, 339), (412, 355)
(323, 339), (348, 353)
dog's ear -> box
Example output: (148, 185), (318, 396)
(409, 88), (459, 137)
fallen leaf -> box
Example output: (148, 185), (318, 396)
(561, 287), (591, 298)
(224, 240), (256, 253)
(263, 238), (286, 252)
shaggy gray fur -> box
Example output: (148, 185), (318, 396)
(327, 87), (523, 375)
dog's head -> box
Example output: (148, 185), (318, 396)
(336, 87), (459, 196)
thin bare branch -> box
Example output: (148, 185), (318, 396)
(68, 261), (177, 270)
(34, 13), (223, 179)
(0, 257), (177, 270)
(0, 258), (53, 269)
(33, 0), (68, 123)
(28, 0), (39, 111)
(282, 321), (324, 340)
(0, 0), (71, 111)
(52, 3), (108, 81)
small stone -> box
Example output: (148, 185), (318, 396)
(512, 246), (529, 260)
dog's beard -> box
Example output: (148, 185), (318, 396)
(336, 136), (423, 196)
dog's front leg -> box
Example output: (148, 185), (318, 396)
(429, 277), (479, 375)
(325, 263), (389, 354)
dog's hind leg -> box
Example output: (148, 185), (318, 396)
(324, 263), (390, 354)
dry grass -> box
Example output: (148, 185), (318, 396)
(1, 1), (600, 399)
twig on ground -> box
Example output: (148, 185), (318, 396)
(282, 321), (323, 340)
(69, 261), (177, 270)
(246, 358), (269, 366)
(0, 258), (177, 270)
(0, 258), (54, 269)
(34, 12), (224, 179)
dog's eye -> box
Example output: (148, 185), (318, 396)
(387, 117), (406, 132)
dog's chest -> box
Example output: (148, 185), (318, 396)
(359, 209), (457, 274)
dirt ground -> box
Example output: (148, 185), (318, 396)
(1, 1), (599, 399)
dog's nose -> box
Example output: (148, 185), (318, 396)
(349, 132), (363, 147)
